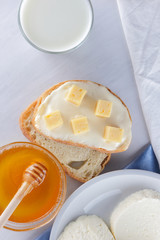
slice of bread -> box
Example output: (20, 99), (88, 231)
(19, 101), (111, 182)
(32, 80), (132, 154)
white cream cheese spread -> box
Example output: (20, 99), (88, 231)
(34, 81), (132, 152)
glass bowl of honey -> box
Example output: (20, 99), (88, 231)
(0, 142), (66, 231)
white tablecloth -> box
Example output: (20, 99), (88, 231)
(0, 0), (149, 239)
(117, 0), (160, 163)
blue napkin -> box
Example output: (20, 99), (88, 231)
(35, 144), (160, 240)
(125, 145), (159, 173)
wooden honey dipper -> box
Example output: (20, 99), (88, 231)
(0, 162), (47, 230)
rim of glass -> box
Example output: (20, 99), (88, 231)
(18, 0), (94, 54)
(0, 142), (67, 231)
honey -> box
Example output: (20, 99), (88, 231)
(0, 143), (66, 224)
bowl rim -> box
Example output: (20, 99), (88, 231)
(0, 141), (67, 231)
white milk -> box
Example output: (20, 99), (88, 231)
(19, 0), (93, 52)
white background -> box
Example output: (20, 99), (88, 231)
(0, 0), (149, 239)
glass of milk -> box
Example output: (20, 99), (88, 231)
(18, 0), (93, 53)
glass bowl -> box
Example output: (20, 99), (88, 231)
(0, 142), (66, 231)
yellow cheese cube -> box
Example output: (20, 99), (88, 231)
(66, 85), (87, 106)
(95, 100), (112, 118)
(71, 116), (89, 135)
(104, 126), (124, 143)
(44, 111), (63, 130)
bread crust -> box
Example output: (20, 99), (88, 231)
(32, 80), (132, 154)
(19, 100), (37, 142)
(19, 100), (111, 182)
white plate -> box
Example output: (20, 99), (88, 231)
(50, 170), (160, 239)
